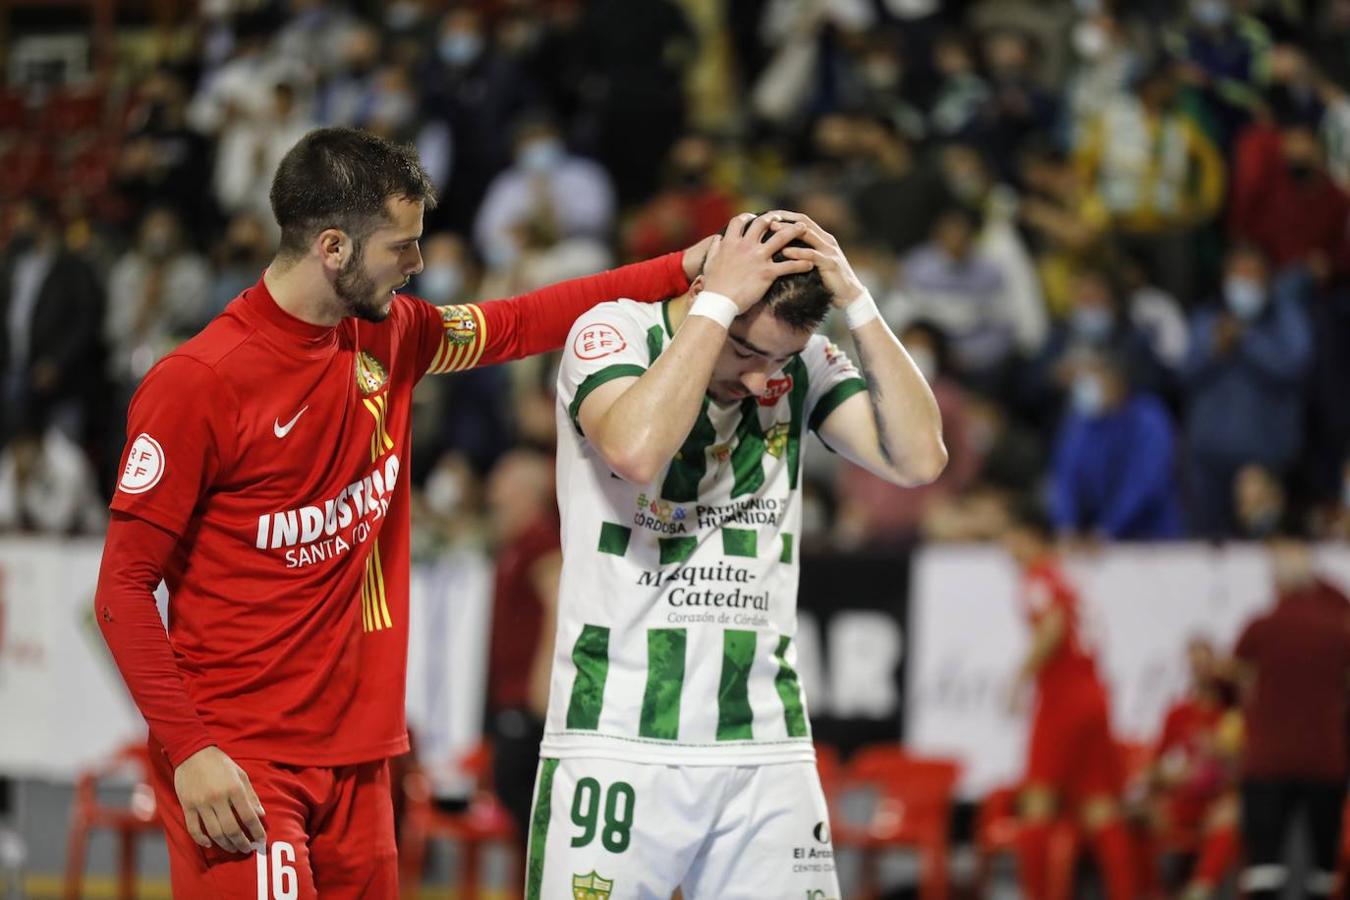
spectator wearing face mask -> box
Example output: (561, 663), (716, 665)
(409, 234), (514, 476)
(1181, 244), (1313, 537)
(1075, 61), (1226, 303)
(1026, 264), (1170, 431)
(473, 114), (615, 275)
(0, 411), (106, 534)
(1230, 108), (1350, 279)
(1050, 349), (1182, 540)
(415, 233), (477, 307)
(623, 133), (738, 262)
(208, 212), (273, 319)
(105, 206), (212, 395)
(887, 205), (1021, 396)
(421, 7), (534, 234)
(0, 195), (104, 442)
(1166, 0), (1271, 144)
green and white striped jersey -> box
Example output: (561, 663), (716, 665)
(544, 299), (867, 765)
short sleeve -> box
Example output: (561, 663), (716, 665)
(109, 355), (238, 536)
(801, 335), (867, 435)
(557, 303), (654, 435)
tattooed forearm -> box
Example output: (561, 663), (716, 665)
(854, 338), (895, 466)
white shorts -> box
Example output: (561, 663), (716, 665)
(524, 756), (840, 900)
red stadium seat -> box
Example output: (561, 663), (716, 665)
(0, 140), (56, 199)
(397, 743), (521, 900)
(40, 87), (106, 135)
(0, 89), (27, 131)
(62, 743), (163, 900)
(974, 785), (1022, 897)
(832, 745), (961, 900)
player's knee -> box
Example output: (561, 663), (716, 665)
(1019, 786), (1057, 821)
(1079, 795), (1119, 830)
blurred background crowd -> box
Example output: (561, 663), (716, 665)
(2, 0), (1350, 550)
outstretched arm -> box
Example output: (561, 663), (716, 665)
(424, 240), (715, 375)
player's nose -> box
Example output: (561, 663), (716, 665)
(741, 371), (769, 396)
(407, 246), (424, 276)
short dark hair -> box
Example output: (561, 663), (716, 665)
(270, 127), (437, 259)
(720, 214), (833, 331)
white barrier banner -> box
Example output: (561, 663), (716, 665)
(906, 543), (1350, 799)
(0, 537), (489, 784)
(0, 538), (139, 779)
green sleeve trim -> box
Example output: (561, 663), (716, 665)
(808, 377), (867, 435)
(568, 364), (646, 434)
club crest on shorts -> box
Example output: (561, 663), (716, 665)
(571, 870), (614, 900)
(355, 351), (388, 395)
(439, 305), (478, 345)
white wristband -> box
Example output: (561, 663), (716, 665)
(688, 291), (739, 330)
(843, 290), (880, 330)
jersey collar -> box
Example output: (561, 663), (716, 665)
(241, 275), (340, 358)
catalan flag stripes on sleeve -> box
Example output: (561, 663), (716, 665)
(426, 304), (489, 375)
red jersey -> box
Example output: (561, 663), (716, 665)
(108, 257), (686, 767)
(486, 514), (560, 712)
(1021, 559), (1101, 698)
(1235, 582), (1350, 781)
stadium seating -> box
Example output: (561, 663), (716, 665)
(397, 743), (520, 900)
(830, 745), (960, 900)
(62, 742), (162, 900)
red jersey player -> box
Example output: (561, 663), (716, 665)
(1146, 638), (1241, 900)
(1002, 501), (1136, 900)
(92, 128), (762, 899)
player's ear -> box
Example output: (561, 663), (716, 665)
(689, 273), (705, 296)
(317, 228), (349, 272)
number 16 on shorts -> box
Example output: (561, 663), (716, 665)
(255, 841), (298, 900)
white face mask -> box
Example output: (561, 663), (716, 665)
(1071, 373), (1107, 417)
(1072, 21), (1109, 60)
(1224, 276), (1267, 320)
(520, 138), (564, 173)
(418, 263), (463, 303)
(423, 467), (464, 517)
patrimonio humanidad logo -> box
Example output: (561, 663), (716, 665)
(572, 870), (613, 900)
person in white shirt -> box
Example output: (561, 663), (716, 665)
(473, 115), (615, 273)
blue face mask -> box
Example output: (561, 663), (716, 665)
(1225, 276), (1266, 320)
(438, 33), (483, 67)
(1192, 0), (1231, 27)
(418, 263), (463, 302)
(1071, 306), (1114, 343)
(1071, 374), (1107, 417)
(520, 138), (564, 173)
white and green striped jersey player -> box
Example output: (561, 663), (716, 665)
(543, 298), (866, 766)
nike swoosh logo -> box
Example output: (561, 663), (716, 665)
(273, 406), (309, 438)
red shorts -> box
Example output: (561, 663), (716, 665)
(1025, 684), (1122, 801)
(149, 744), (397, 900)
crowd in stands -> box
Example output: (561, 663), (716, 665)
(2, 0), (1350, 547)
